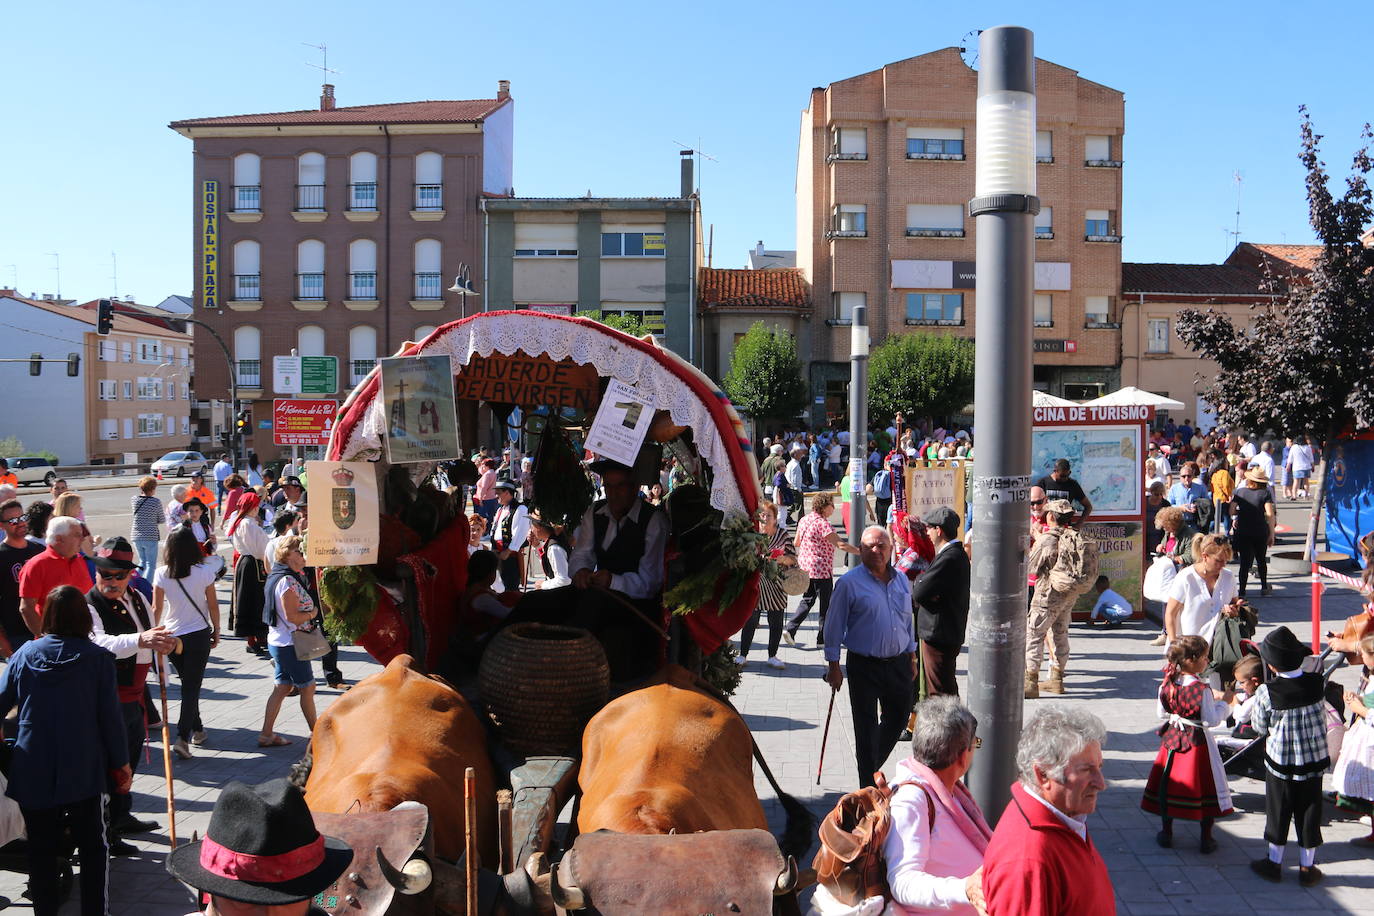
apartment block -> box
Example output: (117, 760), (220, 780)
(169, 83), (514, 457)
(797, 47), (1125, 423)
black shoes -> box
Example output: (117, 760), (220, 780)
(1299, 865), (1323, 886)
(1261, 584), (1274, 597)
(1199, 836), (1217, 854)
(1249, 858), (1282, 882)
(898, 729), (913, 742)
(114, 815), (158, 835)
(1156, 830), (1173, 849)
(325, 674), (348, 690)
(107, 838), (139, 857)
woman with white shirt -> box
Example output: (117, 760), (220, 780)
(258, 535), (319, 748)
(152, 526), (220, 759)
(880, 696), (993, 915)
(528, 515), (571, 589)
(1164, 534), (1241, 645)
(228, 491), (270, 658)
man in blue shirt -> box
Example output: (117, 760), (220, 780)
(824, 526), (916, 788)
(1167, 461), (1209, 531)
(212, 454), (234, 504)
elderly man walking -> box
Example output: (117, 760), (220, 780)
(17, 515), (93, 637)
(823, 526), (917, 788)
(982, 707), (1114, 915)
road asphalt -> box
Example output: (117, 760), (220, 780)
(2, 485), (1372, 914)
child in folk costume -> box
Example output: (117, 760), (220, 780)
(1333, 634), (1374, 843)
(1142, 635), (1234, 853)
(1249, 626), (1330, 886)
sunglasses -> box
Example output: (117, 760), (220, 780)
(98, 570), (131, 581)
(1, 515), (27, 525)
(1030, 499), (1046, 506)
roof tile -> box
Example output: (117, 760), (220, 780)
(697, 268), (811, 311)
(1121, 262), (1273, 296)
(170, 99), (507, 129)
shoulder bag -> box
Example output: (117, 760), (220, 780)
(279, 574), (331, 661)
(173, 577), (213, 634)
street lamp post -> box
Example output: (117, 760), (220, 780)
(178, 316), (241, 469)
(964, 25), (1039, 822)
(846, 306), (869, 559)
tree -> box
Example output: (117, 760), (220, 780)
(1176, 109), (1373, 558)
(721, 321), (808, 429)
(867, 331), (976, 424)
(576, 309), (650, 338)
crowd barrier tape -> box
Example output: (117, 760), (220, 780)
(1314, 563), (1366, 591)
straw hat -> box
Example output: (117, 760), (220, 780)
(1244, 466), (1270, 485)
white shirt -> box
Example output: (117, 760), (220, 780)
(568, 500), (669, 599)
(785, 458), (805, 491)
(1167, 566), (1237, 644)
(87, 591), (154, 664)
(538, 542), (571, 590)
(1291, 445), (1314, 473)
(1022, 785), (1087, 840)
(1091, 588), (1132, 620)
(231, 518), (270, 561)
(490, 502), (530, 553)
(152, 562), (218, 636)
(269, 577), (310, 647)
(1239, 441), (1257, 460)
(1150, 453), (1172, 477)
(1254, 451), (1276, 481)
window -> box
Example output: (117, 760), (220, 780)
(349, 239), (378, 299)
(1036, 131), (1053, 163)
(297, 240), (325, 299)
(98, 379), (118, 400)
(137, 338), (162, 363)
(413, 239), (442, 298)
(349, 152), (378, 210)
(297, 152), (326, 210)
(349, 325), (378, 384)
(1085, 135), (1120, 167)
(905, 204), (964, 238)
(137, 377), (163, 400)
(178, 347), (189, 366)
(166, 383), (175, 400)
(414, 152), (443, 209)
(120, 341), (132, 362)
(906, 127), (964, 160)
(905, 293), (964, 325)
(832, 291), (865, 324)
(181, 383), (189, 400)
(830, 127), (867, 160)
(514, 223), (577, 257)
(233, 153), (261, 211)
(234, 326), (260, 387)
(1034, 294), (1053, 327)
(99, 418), (118, 440)
(233, 240), (261, 300)
(137, 414), (164, 438)
(180, 416), (189, 435)
(123, 418), (133, 439)
(1085, 295), (1112, 325)
(414, 325), (438, 342)
(297, 325), (326, 358)
(1035, 206), (1053, 239)
(598, 303), (665, 336)
(601, 228), (666, 257)
(122, 380), (132, 399)
(829, 205), (866, 237)
(1147, 318), (1171, 353)
(1085, 209), (1118, 241)
(97, 340), (115, 361)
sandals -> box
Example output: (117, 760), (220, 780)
(257, 734), (292, 748)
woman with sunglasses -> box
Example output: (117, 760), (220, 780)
(1164, 533), (1240, 646)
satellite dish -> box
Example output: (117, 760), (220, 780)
(959, 29), (981, 71)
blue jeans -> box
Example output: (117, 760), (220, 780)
(133, 537), (160, 582)
(810, 458), (821, 487)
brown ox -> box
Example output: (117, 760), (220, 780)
(304, 654), (498, 866)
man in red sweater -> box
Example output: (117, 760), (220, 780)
(983, 707), (1115, 915)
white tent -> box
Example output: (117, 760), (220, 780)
(1033, 390), (1078, 407)
(1086, 386), (1185, 410)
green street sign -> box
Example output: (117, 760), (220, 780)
(300, 356), (337, 395)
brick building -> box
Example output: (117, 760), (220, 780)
(169, 83), (514, 458)
(796, 47), (1125, 423)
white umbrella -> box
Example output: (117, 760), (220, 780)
(1086, 386), (1185, 410)
(1033, 390), (1078, 407)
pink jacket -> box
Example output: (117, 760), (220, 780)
(882, 758), (994, 915)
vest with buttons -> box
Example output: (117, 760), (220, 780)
(591, 500), (660, 577)
(86, 586), (153, 688)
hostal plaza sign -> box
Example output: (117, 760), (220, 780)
(202, 180), (219, 310)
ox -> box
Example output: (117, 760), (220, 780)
(558, 665), (806, 913)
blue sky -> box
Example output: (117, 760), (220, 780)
(1, 1), (1369, 304)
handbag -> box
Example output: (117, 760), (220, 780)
(780, 565), (810, 596)
(1143, 555), (1177, 602)
(291, 622), (331, 661)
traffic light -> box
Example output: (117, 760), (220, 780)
(235, 408), (251, 433)
(66, 352), (80, 377)
(29, 353), (41, 376)
(96, 299), (114, 336)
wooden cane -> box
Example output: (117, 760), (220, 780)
(464, 767), (478, 915)
(156, 649), (178, 848)
(592, 585), (670, 641)
(816, 686), (838, 785)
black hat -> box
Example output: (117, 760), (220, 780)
(587, 457), (633, 476)
(494, 478), (519, 493)
(922, 506), (960, 539)
(93, 536), (138, 571)
(1259, 626), (1310, 673)
(166, 779), (352, 905)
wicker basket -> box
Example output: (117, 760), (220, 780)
(478, 623), (610, 757)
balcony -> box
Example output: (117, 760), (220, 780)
(413, 272), (443, 299)
(294, 184), (327, 220)
(230, 185), (262, 222)
(825, 228), (867, 239)
(235, 359), (261, 388)
(1085, 320), (1122, 329)
(350, 359), (377, 385)
(826, 151), (868, 163)
(1085, 233), (1123, 243)
(1085, 159), (1124, 168)
(233, 274), (261, 300)
(1035, 229), (1054, 240)
(905, 318), (965, 327)
(906, 228), (964, 238)
(1036, 156), (1054, 164)
(346, 182), (379, 221)
(346, 271), (379, 310)
(412, 183), (444, 219)
(293, 272), (326, 310)
(1034, 319), (1054, 328)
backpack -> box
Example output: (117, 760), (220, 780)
(1047, 527), (1098, 596)
(812, 772), (935, 906)
(1209, 601), (1259, 684)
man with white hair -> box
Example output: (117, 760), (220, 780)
(165, 483), (190, 529)
(982, 707), (1114, 914)
(759, 443), (786, 499)
(17, 516), (93, 636)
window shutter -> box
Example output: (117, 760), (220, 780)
(907, 127), (963, 141)
(514, 223), (578, 249)
(1036, 131), (1052, 159)
(906, 204), (963, 230)
(1085, 136), (1111, 160)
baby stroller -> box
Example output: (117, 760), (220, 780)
(0, 738), (77, 905)
(1219, 644), (1346, 782)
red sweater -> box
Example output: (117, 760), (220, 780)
(983, 783), (1115, 916)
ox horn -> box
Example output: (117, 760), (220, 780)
(375, 846), (434, 895)
(550, 860), (585, 911)
(774, 855), (799, 895)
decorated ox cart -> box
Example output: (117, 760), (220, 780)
(296, 311), (806, 915)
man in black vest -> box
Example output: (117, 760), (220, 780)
(567, 460), (669, 679)
(86, 537), (177, 851)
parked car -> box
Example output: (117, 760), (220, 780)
(150, 451), (210, 478)
(2, 457), (56, 487)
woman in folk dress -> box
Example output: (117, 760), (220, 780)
(1142, 635), (1234, 854)
(1334, 634), (1374, 844)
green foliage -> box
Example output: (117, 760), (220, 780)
(701, 642), (743, 697)
(576, 309), (650, 338)
(318, 565), (380, 644)
(0, 436), (57, 465)
(721, 322), (808, 424)
(867, 332), (976, 423)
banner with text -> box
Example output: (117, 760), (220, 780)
(304, 461), (379, 566)
(903, 462), (968, 538)
(379, 355), (460, 463)
(585, 378), (654, 467)
(1073, 520), (1144, 620)
(272, 399), (337, 447)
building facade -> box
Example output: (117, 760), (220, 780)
(0, 292), (193, 464)
(697, 267), (811, 382)
(796, 47), (1125, 423)
(169, 83), (514, 457)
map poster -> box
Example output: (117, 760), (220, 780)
(903, 463), (968, 538)
(585, 378), (654, 467)
(1072, 520), (1144, 620)
(379, 355), (459, 464)
(1031, 424), (1142, 516)
(304, 461), (379, 566)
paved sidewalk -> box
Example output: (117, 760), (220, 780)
(7, 498), (1373, 913)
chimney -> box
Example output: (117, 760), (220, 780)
(320, 84), (336, 111)
(497, 80), (511, 100)
(680, 150), (694, 199)
(755, 241), (765, 256)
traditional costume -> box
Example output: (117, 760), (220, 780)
(1141, 673), (1233, 820)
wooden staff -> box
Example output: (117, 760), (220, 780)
(156, 647), (177, 848)
(816, 686), (837, 785)
(464, 767), (478, 915)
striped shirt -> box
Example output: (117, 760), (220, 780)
(130, 494), (163, 540)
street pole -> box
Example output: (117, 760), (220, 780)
(178, 316), (241, 470)
(964, 25), (1039, 823)
(847, 305), (869, 559)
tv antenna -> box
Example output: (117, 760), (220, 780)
(671, 139), (718, 196)
(303, 42), (339, 81)
(111, 251), (119, 298)
(1223, 170), (1243, 257)
(47, 252), (60, 298)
